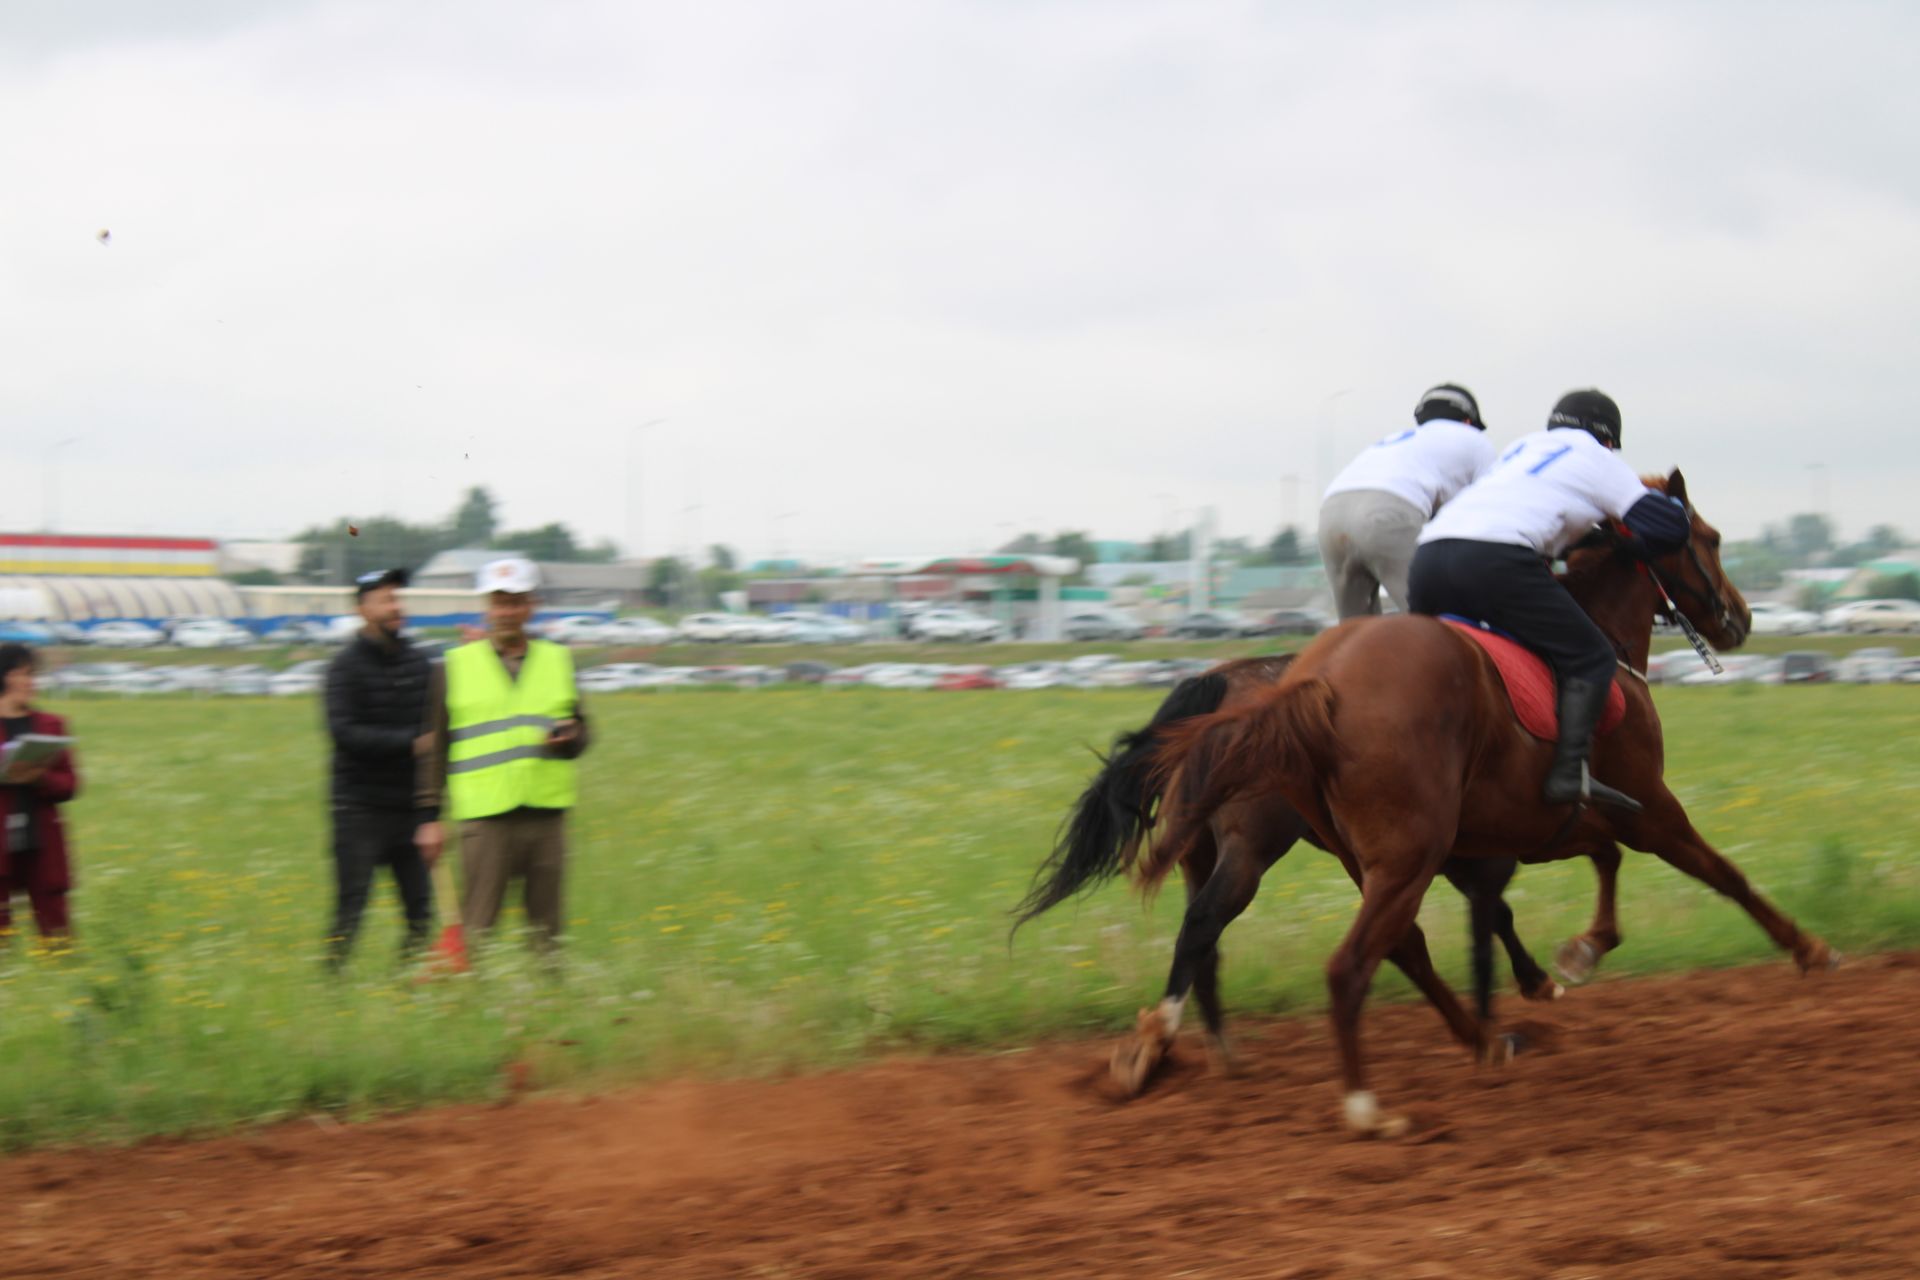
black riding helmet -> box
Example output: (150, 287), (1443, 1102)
(1413, 383), (1484, 430)
(1548, 389), (1622, 449)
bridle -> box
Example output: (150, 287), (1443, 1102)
(1574, 507), (1739, 675)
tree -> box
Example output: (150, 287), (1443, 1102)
(1145, 531), (1190, 562)
(449, 487), (499, 547)
(1048, 531), (1096, 567)
(1722, 539), (1789, 592)
(294, 516), (445, 584)
(647, 556), (693, 608)
(1863, 571), (1920, 602)
(997, 532), (1045, 554)
(494, 523), (581, 562)
(1211, 535), (1257, 565)
(709, 544), (738, 572)
(1266, 526), (1310, 566)
(229, 568), (283, 586)
(1782, 513), (1834, 563)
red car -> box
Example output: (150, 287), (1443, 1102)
(934, 667), (1002, 690)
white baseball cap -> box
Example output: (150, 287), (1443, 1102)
(477, 557), (541, 594)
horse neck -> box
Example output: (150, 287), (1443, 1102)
(1563, 554), (1658, 673)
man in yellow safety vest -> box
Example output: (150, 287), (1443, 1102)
(416, 557), (590, 949)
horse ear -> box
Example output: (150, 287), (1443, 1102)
(1667, 468), (1689, 506)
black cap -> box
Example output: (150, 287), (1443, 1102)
(1548, 389), (1622, 448)
(1414, 383), (1483, 430)
(354, 567), (409, 599)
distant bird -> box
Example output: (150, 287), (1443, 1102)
(96, 229), (111, 246)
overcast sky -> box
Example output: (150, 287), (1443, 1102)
(3, 0), (1916, 562)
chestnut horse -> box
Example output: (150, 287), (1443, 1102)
(1146, 471), (1834, 1136)
(1014, 655), (1599, 1090)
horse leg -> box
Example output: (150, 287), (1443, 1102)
(1327, 859), (1448, 1137)
(1630, 794), (1836, 973)
(1493, 891), (1564, 1003)
(1442, 858), (1512, 1021)
(1112, 808), (1292, 1095)
(1556, 842), (1623, 986)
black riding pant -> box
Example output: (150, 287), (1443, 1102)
(327, 805), (432, 966)
(1408, 539), (1616, 689)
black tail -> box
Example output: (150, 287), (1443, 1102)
(1012, 671), (1232, 930)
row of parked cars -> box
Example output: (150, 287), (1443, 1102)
(1647, 647), (1920, 685)
(1747, 599), (1920, 635)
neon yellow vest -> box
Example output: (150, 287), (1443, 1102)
(444, 639), (580, 821)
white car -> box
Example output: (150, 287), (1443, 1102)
(676, 613), (760, 643)
(268, 659), (330, 697)
(771, 612), (868, 643)
(599, 617), (676, 646)
(864, 663), (945, 689)
(1744, 602), (1821, 636)
(1678, 655), (1776, 686)
(86, 621), (166, 648)
(541, 616), (611, 645)
(1837, 647), (1902, 683)
(172, 620), (255, 649)
(909, 609), (1006, 642)
(1839, 599), (1920, 634)
(1063, 610), (1145, 642)
(578, 662), (660, 692)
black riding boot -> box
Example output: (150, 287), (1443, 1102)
(1543, 678), (1642, 813)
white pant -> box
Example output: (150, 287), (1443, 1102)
(1318, 489), (1425, 619)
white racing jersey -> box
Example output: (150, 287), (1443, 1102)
(1418, 427), (1651, 558)
(1323, 419), (1496, 518)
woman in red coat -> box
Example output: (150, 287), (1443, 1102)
(0, 644), (79, 940)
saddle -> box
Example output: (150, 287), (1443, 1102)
(1439, 616), (1625, 742)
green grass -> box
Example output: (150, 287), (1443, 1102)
(0, 685), (1916, 1149)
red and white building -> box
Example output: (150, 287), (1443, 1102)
(0, 533), (242, 621)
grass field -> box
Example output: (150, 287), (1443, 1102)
(0, 684), (1916, 1149)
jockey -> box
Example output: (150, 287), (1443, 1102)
(1408, 389), (1692, 811)
(1318, 383), (1495, 619)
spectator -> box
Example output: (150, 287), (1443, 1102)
(323, 569), (434, 968)
(0, 644), (79, 944)
(416, 558), (589, 952)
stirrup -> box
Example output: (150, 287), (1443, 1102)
(1578, 762), (1642, 815)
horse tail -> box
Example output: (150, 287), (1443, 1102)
(1144, 678), (1341, 881)
(1012, 671), (1233, 930)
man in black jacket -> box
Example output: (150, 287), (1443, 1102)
(323, 568), (433, 969)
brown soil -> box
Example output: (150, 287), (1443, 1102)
(6, 953), (1920, 1279)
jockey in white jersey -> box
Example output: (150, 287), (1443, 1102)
(1318, 383), (1495, 619)
(1409, 389), (1693, 812)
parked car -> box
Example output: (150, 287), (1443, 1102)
(172, 619), (254, 649)
(1837, 647), (1902, 683)
(1246, 608), (1334, 637)
(1168, 610), (1254, 639)
(997, 661), (1066, 690)
(783, 661), (836, 685)
(541, 616), (612, 645)
(1678, 655), (1777, 686)
(907, 609), (1006, 642)
(677, 613), (760, 643)
(219, 665), (274, 696)
(268, 659), (330, 697)
(86, 621), (167, 648)
(0, 622), (55, 644)
(1779, 651), (1836, 684)
(1839, 599), (1920, 634)
(1061, 609), (1145, 642)
(1745, 601), (1822, 636)
(934, 666), (1002, 690)
(863, 663), (946, 688)
(1644, 650), (1702, 684)
(599, 617), (676, 646)
(771, 612), (869, 642)
(578, 662), (659, 692)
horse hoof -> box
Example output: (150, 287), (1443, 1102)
(1798, 943), (1842, 974)
(1343, 1090), (1413, 1139)
(1109, 1009), (1171, 1096)
(1522, 979), (1566, 1003)
(1478, 1032), (1523, 1067)
(1553, 937), (1601, 987)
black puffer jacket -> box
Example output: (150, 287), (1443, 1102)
(324, 630), (432, 812)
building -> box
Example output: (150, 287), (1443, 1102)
(413, 550), (652, 609)
(0, 533), (242, 622)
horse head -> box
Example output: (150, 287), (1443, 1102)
(1647, 469), (1751, 651)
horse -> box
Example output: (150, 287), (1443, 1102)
(1013, 654), (1600, 1093)
(1141, 470), (1835, 1136)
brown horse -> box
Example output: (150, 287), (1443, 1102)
(1015, 655), (1602, 1091)
(1145, 471), (1835, 1136)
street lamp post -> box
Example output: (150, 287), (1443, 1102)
(625, 418), (667, 563)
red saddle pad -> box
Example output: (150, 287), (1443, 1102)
(1440, 618), (1626, 742)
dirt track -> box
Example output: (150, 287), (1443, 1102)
(6, 953), (1920, 1279)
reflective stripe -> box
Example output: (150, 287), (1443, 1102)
(447, 743), (553, 775)
(449, 714), (554, 744)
